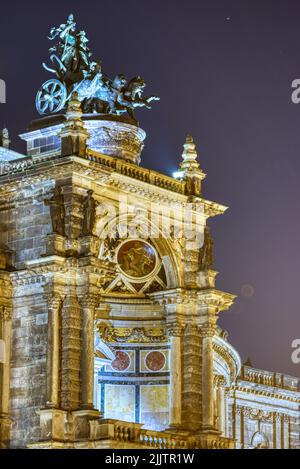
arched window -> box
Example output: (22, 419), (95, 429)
(251, 431), (269, 449)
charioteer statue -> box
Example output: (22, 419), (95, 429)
(36, 14), (159, 122)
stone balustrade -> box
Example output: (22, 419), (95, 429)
(88, 418), (233, 449)
(241, 365), (299, 390)
(86, 150), (186, 194)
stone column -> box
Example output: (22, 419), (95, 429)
(167, 325), (183, 429)
(283, 415), (290, 449)
(201, 325), (215, 431)
(0, 305), (12, 448)
(240, 408), (244, 448)
(93, 361), (101, 410)
(273, 412), (281, 448)
(60, 291), (81, 410)
(234, 405), (242, 448)
(46, 294), (63, 408)
(215, 379), (224, 433)
(80, 294), (98, 409)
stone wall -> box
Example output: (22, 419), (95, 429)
(0, 181), (52, 447)
(9, 283), (48, 447)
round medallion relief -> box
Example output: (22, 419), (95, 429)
(117, 240), (157, 279)
(111, 351), (130, 371)
(145, 351), (166, 371)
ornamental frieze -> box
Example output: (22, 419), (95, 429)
(232, 384), (300, 403)
(97, 323), (166, 343)
(235, 405), (291, 423)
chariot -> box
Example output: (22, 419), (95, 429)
(35, 13), (159, 118)
(35, 54), (106, 115)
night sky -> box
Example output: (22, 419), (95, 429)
(1, 0), (300, 378)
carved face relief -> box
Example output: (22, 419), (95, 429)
(117, 240), (157, 280)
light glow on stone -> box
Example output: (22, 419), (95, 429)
(172, 170), (184, 179)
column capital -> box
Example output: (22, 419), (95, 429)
(166, 322), (185, 337)
(45, 293), (64, 311)
(79, 293), (99, 310)
(199, 324), (216, 338)
(214, 375), (226, 387)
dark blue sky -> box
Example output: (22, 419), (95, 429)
(1, 0), (300, 377)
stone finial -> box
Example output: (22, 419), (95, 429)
(65, 91), (84, 121)
(58, 92), (90, 157)
(180, 134), (200, 172)
(0, 128), (10, 149)
(244, 356), (253, 367)
(177, 134), (206, 197)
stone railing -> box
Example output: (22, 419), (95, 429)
(0, 157), (33, 175)
(191, 434), (234, 449)
(241, 366), (299, 391)
(89, 418), (233, 449)
(244, 368), (275, 386)
(138, 430), (188, 449)
(86, 150), (186, 195)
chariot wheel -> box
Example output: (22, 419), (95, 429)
(35, 79), (67, 114)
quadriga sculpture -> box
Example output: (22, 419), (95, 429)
(36, 14), (159, 123)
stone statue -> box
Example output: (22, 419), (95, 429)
(0, 128), (10, 149)
(45, 186), (66, 236)
(36, 14), (160, 120)
(81, 190), (96, 236)
(198, 226), (214, 270)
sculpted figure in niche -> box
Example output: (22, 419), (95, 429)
(45, 186), (66, 236)
(82, 189), (96, 236)
(198, 226), (213, 270)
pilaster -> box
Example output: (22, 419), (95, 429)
(0, 299), (12, 448)
(79, 293), (99, 410)
(45, 292), (64, 408)
(166, 323), (184, 429)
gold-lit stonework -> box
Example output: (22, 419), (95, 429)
(0, 16), (299, 450)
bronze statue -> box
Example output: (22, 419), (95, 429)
(81, 190), (96, 236)
(36, 14), (160, 120)
(198, 226), (214, 270)
(45, 186), (66, 236)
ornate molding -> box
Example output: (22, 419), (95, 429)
(78, 293), (99, 310)
(214, 375), (227, 387)
(97, 323), (166, 343)
(45, 293), (65, 311)
(235, 406), (292, 424)
(213, 335), (241, 382)
(236, 406), (273, 421)
(200, 324), (217, 338)
(166, 323), (186, 337)
(232, 384), (300, 403)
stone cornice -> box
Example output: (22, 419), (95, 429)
(231, 383), (300, 403)
(150, 287), (236, 309)
(0, 154), (227, 218)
